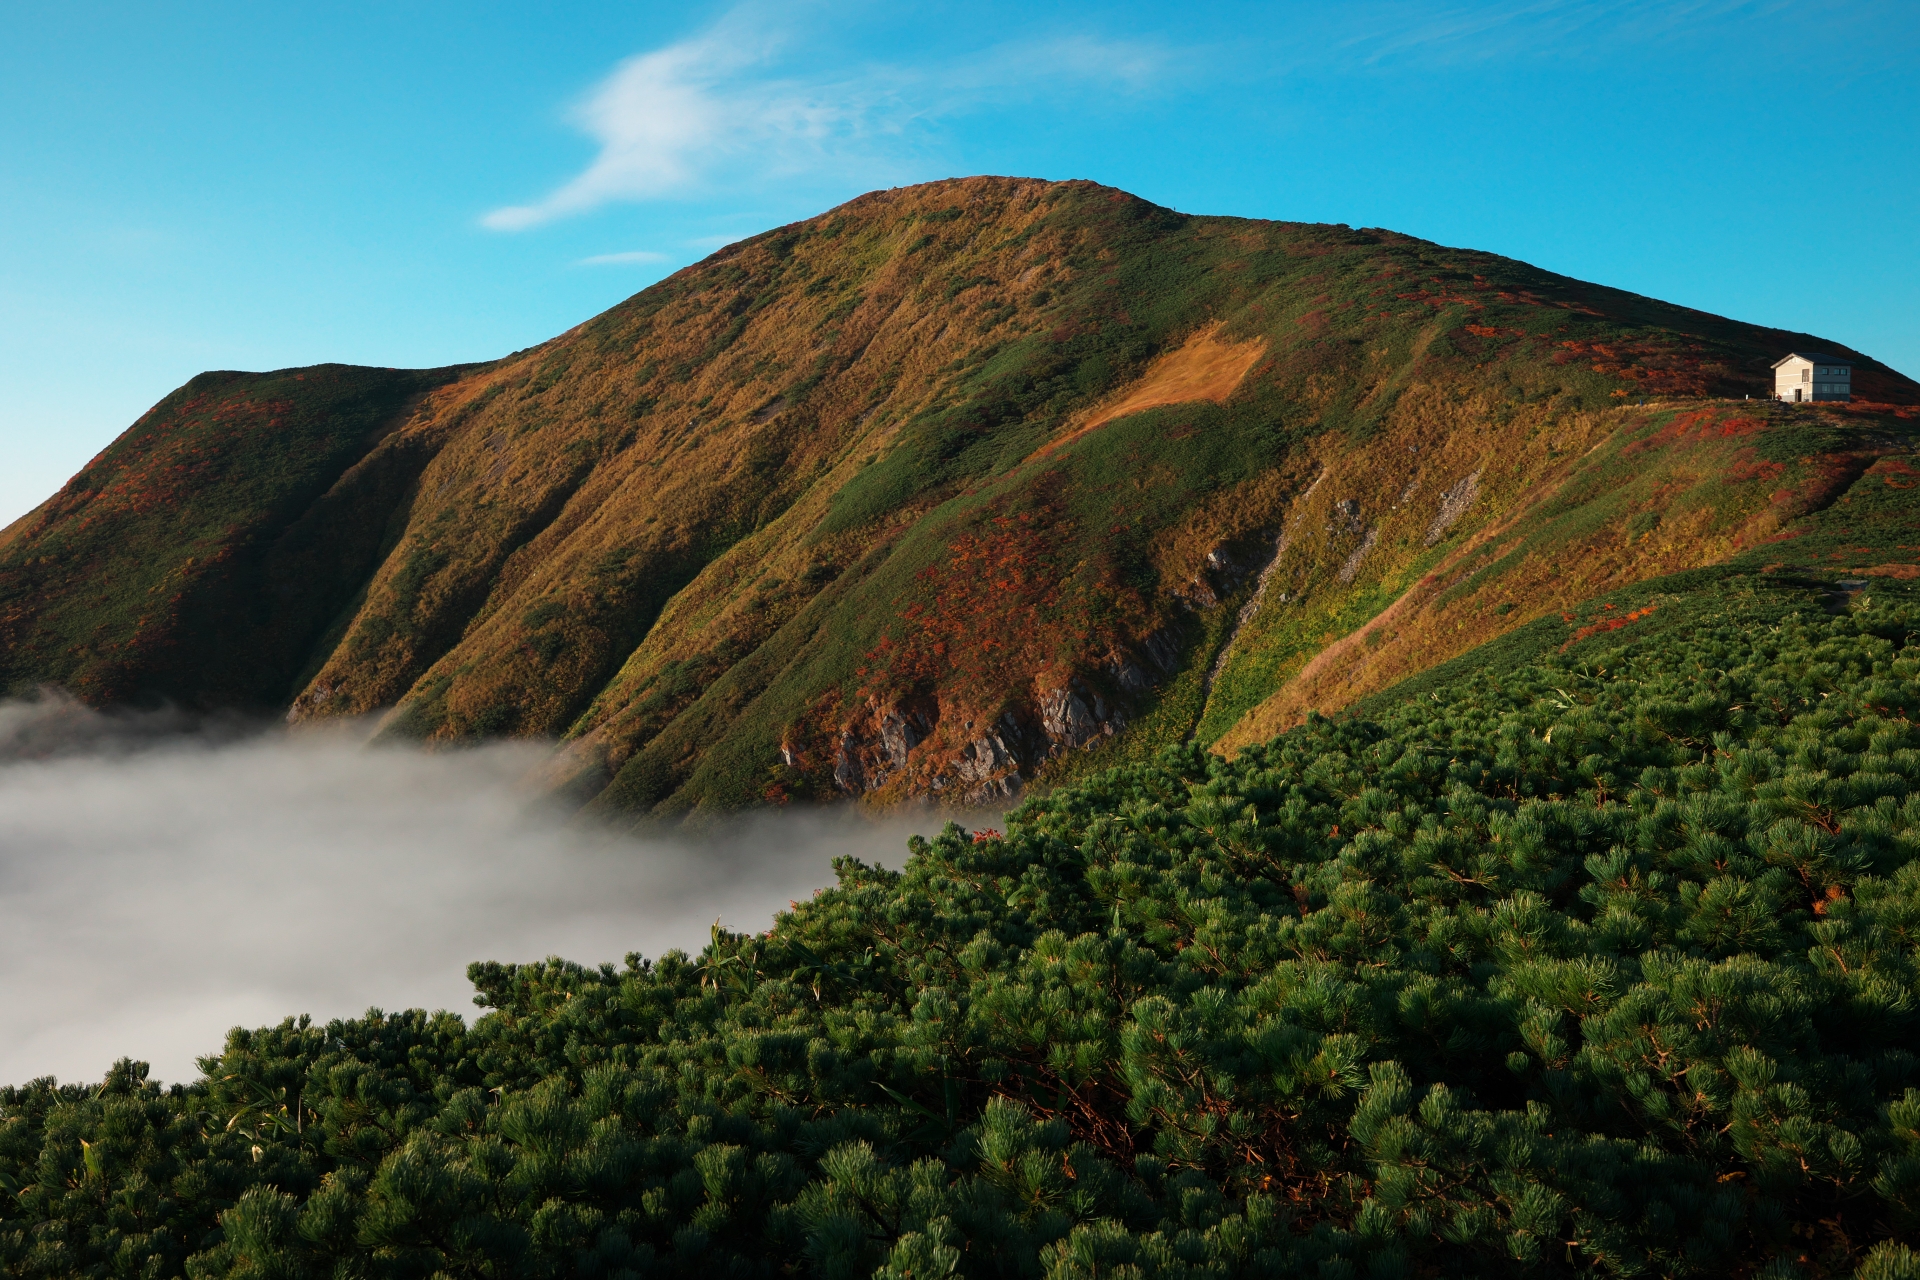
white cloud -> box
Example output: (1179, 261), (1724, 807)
(577, 249), (671, 265)
(483, 8), (1172, 231)
(0, 693), (974, 1084)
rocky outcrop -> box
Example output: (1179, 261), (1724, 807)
(1105, 626), (1179, 697)
(1338, 527), (1379, 584)
(943, 713), (1029, 805)
(814, 627), (1179, 806)
(1425, 470), (1482, 545)
(829, 697), (938, 795)
(1038, 679), (1121, 750)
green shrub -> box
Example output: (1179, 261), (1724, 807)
(5, 589), (1918, 1277)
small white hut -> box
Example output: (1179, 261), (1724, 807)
(1773, 352), (1852, 403)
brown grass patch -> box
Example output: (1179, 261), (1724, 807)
(1036, 325), (1266, 459)
(1851, 563), (1920, 580)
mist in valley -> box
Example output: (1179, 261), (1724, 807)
(0, 694), (972, 1087)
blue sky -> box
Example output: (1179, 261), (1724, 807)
(2, 0), (1915, 525)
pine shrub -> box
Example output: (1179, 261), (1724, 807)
(4, 593), (1919, 1277)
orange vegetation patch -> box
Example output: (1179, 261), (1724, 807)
(1564, 604), (1657, 649)
(1620, 408), (1768, 459)
(1037, 326), (1266, 458)
(1552, 338), (1721, 397)
(1850, 564), (1920, 580)
(1871, 457), (1920, 489)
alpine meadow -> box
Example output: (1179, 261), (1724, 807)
(6, 177), (1920, 1277)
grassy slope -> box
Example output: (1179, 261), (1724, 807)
(1208, 399), (1920, 756)
(5, 177), (1917, 816)
(0, 363), (481, 707)
(540, 182), (1917, 815)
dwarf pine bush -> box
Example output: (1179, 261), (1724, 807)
(4, 593), (1918, 1278)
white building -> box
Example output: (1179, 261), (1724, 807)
(1773, 352), (1851, 403)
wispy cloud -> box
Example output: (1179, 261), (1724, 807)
(1340, 0), (1790, 66)
(577, 249), (671, 265)
(483, 8), (1174, 230)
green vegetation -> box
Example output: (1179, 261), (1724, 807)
(10, 575), (1920, 1277)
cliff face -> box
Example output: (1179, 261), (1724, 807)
(4, 177), (1916, 815)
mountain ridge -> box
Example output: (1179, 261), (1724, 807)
(3, 176), (1916, 816)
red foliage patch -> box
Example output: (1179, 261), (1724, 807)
(1870, 457), (1920, 489)
(1726, 454), (1788, 484)
(1556, 338), (1722, 396)
(855, 481), (1142, 713)
(1564, 604), (1657, 648)
(1621, 408), (1787, 466)
(1770, 454), (1875, 521)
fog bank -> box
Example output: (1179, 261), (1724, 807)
(0, 695), (971, 1086)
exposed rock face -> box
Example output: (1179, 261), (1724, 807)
(816, 626), (1178, 806)
(947, 715), (1028, 805)
(877, 705), (925, 773)
(1039, 679), (1121, 750)
(829, 740), (863, 794)
(1338, 527), (1379, 584)
(1140, 627), (1180, 675)
(1106, 654), (1153, 696)
(1426, 470), (1482, 545)
(831, 697), (938, 796)
(1180, 539), (1272, 611)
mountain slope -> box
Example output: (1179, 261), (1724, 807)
(3, 177), (1916, 814)
(0, 363), (483, 707)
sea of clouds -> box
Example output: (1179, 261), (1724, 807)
(0, 693), (970, 1086)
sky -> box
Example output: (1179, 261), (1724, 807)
(1, 0), (1916, 525)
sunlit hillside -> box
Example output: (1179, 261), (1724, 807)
(3, 177), (1915, 819)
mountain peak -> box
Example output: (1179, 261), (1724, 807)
(3, 181), (1915, 816)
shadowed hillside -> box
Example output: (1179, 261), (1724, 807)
(3, 177), (1916, 817)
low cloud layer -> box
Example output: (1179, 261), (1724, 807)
(0, 695), (969, 1086)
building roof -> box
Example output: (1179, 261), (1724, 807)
(1773, 352), (1852, 368)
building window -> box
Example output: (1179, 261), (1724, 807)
(1804, 369), (1812, 382)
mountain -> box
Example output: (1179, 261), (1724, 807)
(3, 176), (1917, 816)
